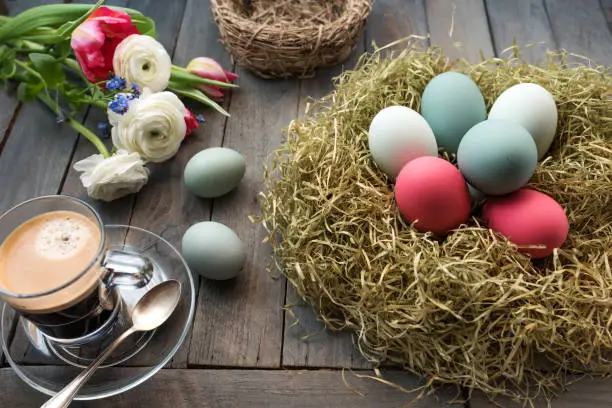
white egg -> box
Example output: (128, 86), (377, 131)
(368, 106), (438, 178)
(488, 83), (558, 159)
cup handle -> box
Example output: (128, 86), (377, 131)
(101, 250), (154, 289)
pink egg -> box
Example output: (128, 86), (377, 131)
(394, 156), (470, 235)
(482, 189), (569, 258)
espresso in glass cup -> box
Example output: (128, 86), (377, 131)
(0, 195), (153, 344)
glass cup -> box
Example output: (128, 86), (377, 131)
(0, 195), (153, 345)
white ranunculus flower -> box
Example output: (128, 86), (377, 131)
(74, 150), (149, 202)
(113, 34), (171, 92)
(111, 88), (187, 163)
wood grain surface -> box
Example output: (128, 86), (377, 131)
(545, 0), (612, 65)
(0, 367), (462, 408)
(1, 0), (611, 406)
(486, 0), (556, 63)
(426, 0), (494, 62)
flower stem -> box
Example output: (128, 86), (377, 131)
(38, 93), (110, 158)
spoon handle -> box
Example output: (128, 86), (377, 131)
(41, 327), (137, 408)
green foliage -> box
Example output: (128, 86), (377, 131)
(0, 45), (16, 79)
(17, 81), (43, 102)
(29, 53), (65, 89)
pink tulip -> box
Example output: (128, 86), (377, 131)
(71, 7), (139, 84)
(186, 57), (237, 100)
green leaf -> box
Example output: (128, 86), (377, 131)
(29, 53), (65, 89)
(0, 4), (157, 42)
(53, 40), (73, 60)
(168, 81), (230, 117)
(56, 0), (104, 39)
(17, 82), (44, 102)
(0, 46), (16, 79)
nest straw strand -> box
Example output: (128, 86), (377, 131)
(211, 0), (371, 78)
(257, 41), (612, 405)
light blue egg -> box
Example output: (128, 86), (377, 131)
(184, 147), (245, 198)
(421, 72), (487, 154)
(457, 119), (537, 195)
(181, 221), (246, 280)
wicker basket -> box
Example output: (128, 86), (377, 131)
(211, 0), (372, 78)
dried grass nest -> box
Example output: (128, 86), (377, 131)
(210, 0), (371, 78)
(257, 40), (612, 404)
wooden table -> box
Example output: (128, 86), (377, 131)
(0, 0), (611, 406)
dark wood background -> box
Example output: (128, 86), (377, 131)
(0, 0), (611, 406)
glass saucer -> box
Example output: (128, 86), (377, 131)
(0, 225), (196, 400)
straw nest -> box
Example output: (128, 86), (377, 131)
(210, 0), (371, 78)
(257, 40), (612, 404)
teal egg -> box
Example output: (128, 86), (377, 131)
(181, 221), (246, 280)
(457, 119), (537, 195)
(467, 183), (486, 210)
(421, 72), (487, 154)
(184, 147), (245, 198)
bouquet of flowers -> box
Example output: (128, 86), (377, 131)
(0, 1), (237, 201)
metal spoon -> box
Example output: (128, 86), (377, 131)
(41, 279), (182, 408)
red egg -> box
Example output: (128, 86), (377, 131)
(394, 156), (470, 235)
(482, 189), (569, 258)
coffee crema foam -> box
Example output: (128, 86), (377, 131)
(0, 210), (104, 313)
(35, 217), (90, 259)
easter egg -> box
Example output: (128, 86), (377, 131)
(368, 106), (438, 178)
(482, 189), (569, 258)
(394, 156), (470, 235)
(467, 183), (486, 210)
(421, 72), (487, 154)
(184, 147), (245, 198)
(181, 221), (246, 280)
(457, 119), (537, 195)
(489, 83), (557, 159)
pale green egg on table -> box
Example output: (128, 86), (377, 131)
(181, 221), (246, 280)
(184, 147), (246, 198)
(421, 72), (487, 154)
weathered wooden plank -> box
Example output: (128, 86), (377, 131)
(602, 0), (612, 33)
(470, 376), (612, 407)
(366, 0), (429, 52)
(187, 61), (299, 366)
(486, 0), (556, 64)
(125, 0), (227, 369)
(545, 0), (612, 65)
(0, 92), (18, 152)
(0, 367), (462, 407)
(0, 0), (67, 212)
(426, 0), (494, 62)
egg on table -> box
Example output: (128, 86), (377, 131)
(488, 83), (558, 159)
(368, 105), (438, 179)
(184, 147), (245, 198)
(457, 119), (537, 195)
(420, 72), (487, 154)
(181, 221), (246, 280)
(394, 156), (471, 235)
(482, 189), (569, 258)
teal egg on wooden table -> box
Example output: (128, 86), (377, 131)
(181, 221), (246, 280)
(457, 119), (537, 196)
(421, 72), (487, 154)
(184, 147), (245, 198)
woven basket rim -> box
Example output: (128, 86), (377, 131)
(211, 0), (372, 38)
